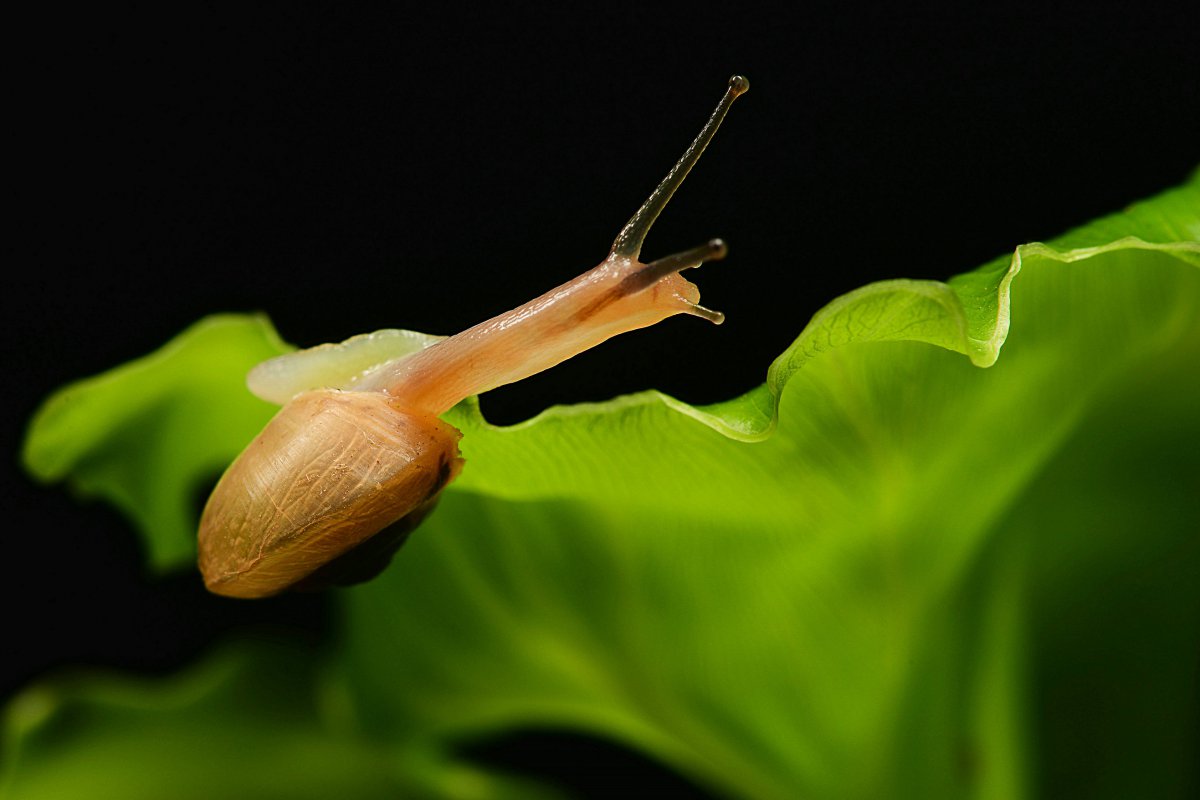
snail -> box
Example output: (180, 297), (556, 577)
(198, 75), (749, 598)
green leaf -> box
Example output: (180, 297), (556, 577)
(21, 315), (289, 570)
(1, 639), (564, 800)
(10, 171), (1200, 798)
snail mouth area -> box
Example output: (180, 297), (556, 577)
(568, 266), (707, 331)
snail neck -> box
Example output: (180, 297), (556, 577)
(364, 251), (716, 414)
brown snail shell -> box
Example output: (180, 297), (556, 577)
(198, 390), (462, 598)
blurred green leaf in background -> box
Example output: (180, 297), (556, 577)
(8, 171), (1200, 798)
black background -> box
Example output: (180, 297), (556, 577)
(5, 3), (1198, 796)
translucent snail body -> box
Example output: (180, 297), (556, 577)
(198, 75), (749, 598)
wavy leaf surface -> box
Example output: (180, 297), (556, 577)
(9, 172), (1199, 798)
